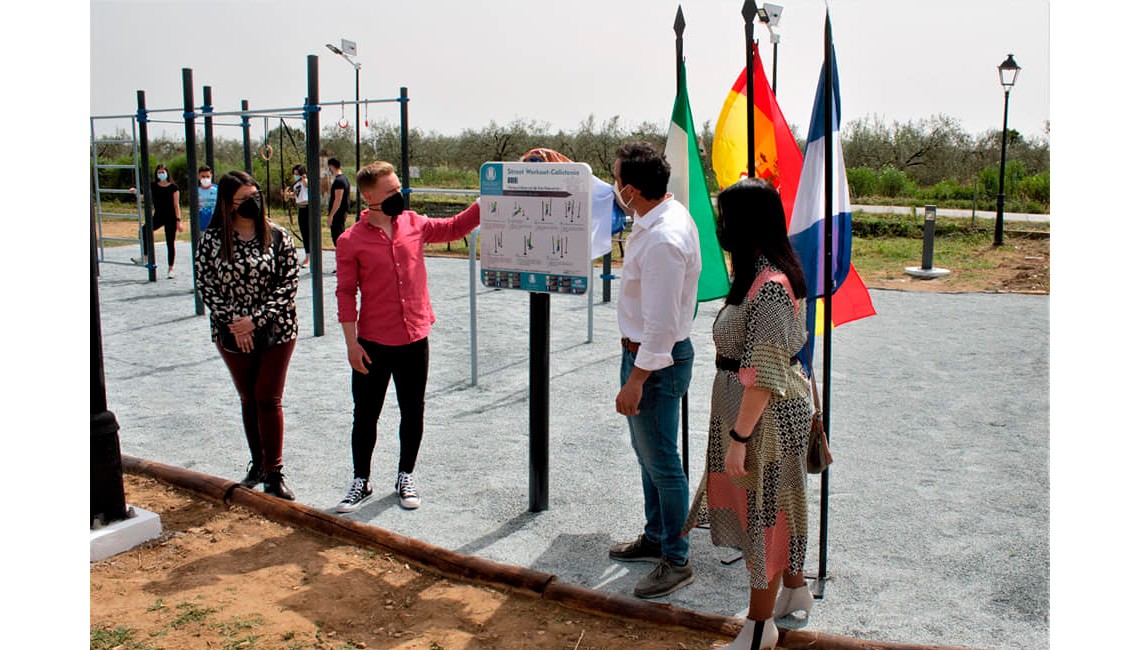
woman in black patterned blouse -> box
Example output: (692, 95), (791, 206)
(195, 170), (300, 500)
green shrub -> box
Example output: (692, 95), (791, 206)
(846, 166), (878, 199)
(877, 165), (915, 198)
(1016, 171), (1049, 205)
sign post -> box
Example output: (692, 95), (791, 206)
(478, 162), (593, 512)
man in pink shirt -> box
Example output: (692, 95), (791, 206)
(333, 161), (480, 513)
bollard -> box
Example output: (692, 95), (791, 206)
(921, 204), (936, 270)
(904, 205), (951, 279)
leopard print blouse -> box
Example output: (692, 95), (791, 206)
(194, 224), (299, 346)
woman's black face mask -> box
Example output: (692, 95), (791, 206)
(237, 194), (262, 220)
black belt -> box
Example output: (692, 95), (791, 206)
(620, 337), (640, 354)
(716, 355), (740, 372)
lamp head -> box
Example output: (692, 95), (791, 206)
(326, 43), (343, 55)
(998, 53), (1021, 90)
(762, 3), (783, 27)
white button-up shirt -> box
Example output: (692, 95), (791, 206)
(617, 196), (702, 371)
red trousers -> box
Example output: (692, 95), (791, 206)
(217, 339), (296, 473)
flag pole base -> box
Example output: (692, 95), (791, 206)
(806, 573), (830, 600)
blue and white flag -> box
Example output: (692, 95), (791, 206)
(788, 39), (852, 301)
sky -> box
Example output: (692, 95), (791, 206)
(87, 0), (1051, 143)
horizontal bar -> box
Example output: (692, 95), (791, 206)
(97, 258), (150, 268)
(99, 237), (140, 244)
(95, 163), (136, 170)
(91, 113), (139, 120)
(96, 188), (139, 195)
(93, 139), (134, 145)
(97, 211), (140, 219)
(322, 98), (402, 107)
(409, 187), (480, 196)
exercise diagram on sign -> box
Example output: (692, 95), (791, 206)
(478, 162), (593, 294)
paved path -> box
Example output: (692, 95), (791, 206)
(97, 242), (1048, 650)
(852, 204), (1048, 223)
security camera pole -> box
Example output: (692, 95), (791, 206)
(326, 39), (362, 216)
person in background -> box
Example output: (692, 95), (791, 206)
(284, 164), (311, 268)
(326, 157), (351, 247)
(608, 142), (702, 600)
(683, 177), (814, 650)
(332, 161), (480, 513)
(151, 163), (183, 278)
(197, 165), (218, 232)
(195, 170), (301, 501)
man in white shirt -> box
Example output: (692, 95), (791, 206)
(609, 142), (702, 599)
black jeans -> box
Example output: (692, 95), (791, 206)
(296, 205), (310, 254)
(351, 337), (429, 479)
(154, 220), (176, 267)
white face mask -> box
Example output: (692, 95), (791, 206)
(613, 181), (633, 215)
(199, 177), (212, 188)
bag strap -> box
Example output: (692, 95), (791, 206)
(808, 370), (821, 415)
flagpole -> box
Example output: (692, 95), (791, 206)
(815, 10), (835, 599)
(674, 4), (691, 480)
(742, 0), (758, 178)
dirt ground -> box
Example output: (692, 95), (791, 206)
(91, 475), (725, 650)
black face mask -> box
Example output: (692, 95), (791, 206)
(237, 194), (262, 220)
(380, 192), (405, 217)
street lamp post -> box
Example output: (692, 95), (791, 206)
(326, 39), (361, 216)
(759, 3), (783, 94)
(994, 53), (1020, 246)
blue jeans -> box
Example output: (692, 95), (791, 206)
(621, 338), (694, 564)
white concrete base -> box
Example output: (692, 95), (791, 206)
(904, 266), (951, 279)
(90, 505), (162, 562)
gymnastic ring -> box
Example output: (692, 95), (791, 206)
(258, 144), (273, 161)
(337, 118), (351, 129)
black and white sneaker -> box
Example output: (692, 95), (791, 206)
(335, 477), (373, 513)
(395, 472), (420, 510)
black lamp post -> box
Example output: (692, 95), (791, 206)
(994, 53), (1020, 246)
(326, 40), (361, 216)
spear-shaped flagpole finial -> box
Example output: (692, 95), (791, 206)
(674, 5), (685, 37)
(742, 0), (758, 23)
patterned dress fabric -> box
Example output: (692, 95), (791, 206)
(195, 224), (300, 346)
(684, 256), (813, 590)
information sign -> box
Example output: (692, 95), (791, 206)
(478, 162), (593, 295)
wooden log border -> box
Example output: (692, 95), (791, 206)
(121, 455), (976, 650)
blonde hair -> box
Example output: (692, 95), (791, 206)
(356, 161), (397, 192)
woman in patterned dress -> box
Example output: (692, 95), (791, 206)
(195, 170), (300, 500)
(684, 177), (814, 650)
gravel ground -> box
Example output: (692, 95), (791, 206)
(96, 241), (1048, 650)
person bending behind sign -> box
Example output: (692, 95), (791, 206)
(682, 177), (814, 650)
(195, 170), (300, 501)
(333, 161), (480, 513)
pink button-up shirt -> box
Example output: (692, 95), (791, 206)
(335, 203), (480, 346)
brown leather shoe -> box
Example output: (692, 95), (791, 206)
(609, 534), (662, 563)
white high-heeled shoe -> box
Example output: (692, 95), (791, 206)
(718, 617), (777, 650)
(773, 584), (814, 619)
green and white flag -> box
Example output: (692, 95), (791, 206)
(665, 61), (730, 302)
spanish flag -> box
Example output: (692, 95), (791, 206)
(711, 42), (874, 336)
